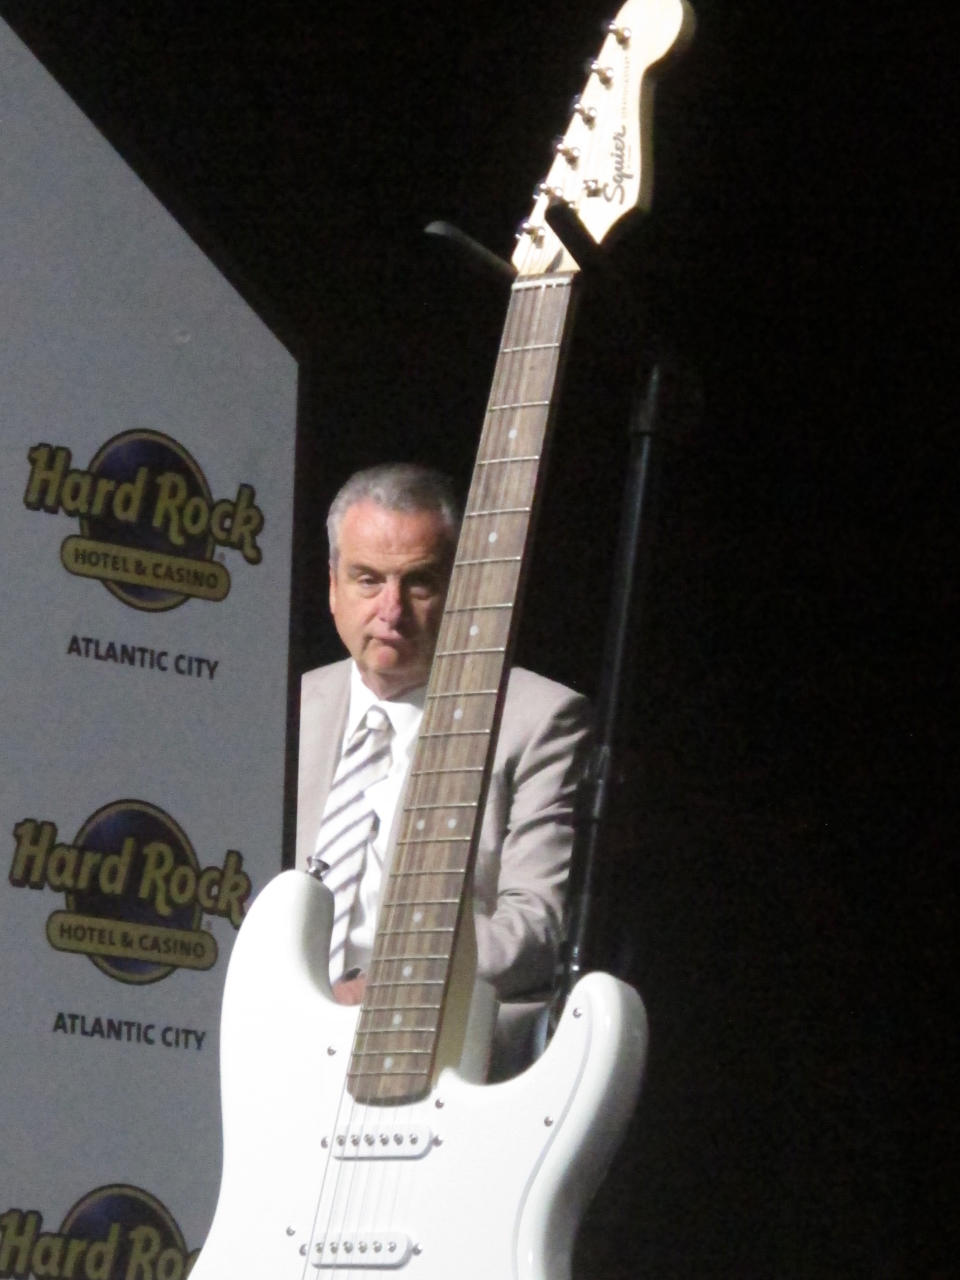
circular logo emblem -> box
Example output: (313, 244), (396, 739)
(60, 1184), (195, 1280)
(66, 800), (211, 984)
(81, 430), (216, 611)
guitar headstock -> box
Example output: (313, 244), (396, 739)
(512, 0), (694, 278)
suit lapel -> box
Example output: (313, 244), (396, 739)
(295, 659), (352, 870)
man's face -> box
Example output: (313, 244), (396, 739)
(329, 499), (454, 699)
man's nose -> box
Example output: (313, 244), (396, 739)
(378, 579), (404, 625)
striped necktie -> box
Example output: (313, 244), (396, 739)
(308, 704), (393, 982)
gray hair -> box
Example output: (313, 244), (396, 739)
(327, 463), (461, 565)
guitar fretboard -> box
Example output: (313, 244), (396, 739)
(347, 274), (576, 1103)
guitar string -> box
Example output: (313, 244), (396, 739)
(322, 285), (526, 1274)
(335, 287), (534, 1269)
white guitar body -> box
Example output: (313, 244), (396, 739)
(193, 870), (648, 1280)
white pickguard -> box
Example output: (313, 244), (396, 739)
(192, 871), (648, 1280)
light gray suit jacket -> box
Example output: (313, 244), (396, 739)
(296, 659), (590, 1001)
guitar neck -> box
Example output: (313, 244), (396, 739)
(348, 273), (578, 1104)
(343, 0), (693, 1104)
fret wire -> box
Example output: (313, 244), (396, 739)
(383, 896), (461, 905)
(452, 557), (521, 567)
(388, 868), (467, 878)
(376, 925), (456, 936)
(394, 835), (472, 845)
(464, 507), (532, 517)
(351, 1047), (433, 1059)
(500, 342), (562, 353)
(476, 455), (540, 465)
(368, 979), (445, 988)
(434, 645), (505, 657)
(347, 1067), (430, 1079)
(355, 1033), (436, 1043)
(355, 1030), (436, 1040)
(371, 967), (450, 977)
(360, 998), (442, 1008)
(417, 737), (488, 747)
(426, 690), (498, 698)
(401, 801), (477, 809)
(441, 604), (511, 613)
(408, 766), (484, 776)
(372, 954), (451, 965)
(417, 728), (490, 738)
(356, 1025), (438, 1035)
(487, 401), (551, 411)
(350, 1064), (432, 1075)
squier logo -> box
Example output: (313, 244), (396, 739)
(0, 1184), (197, 1280)
(603, 125), (635, 204)
(10, 800), (251, 984)
(23, 430), (264, 611)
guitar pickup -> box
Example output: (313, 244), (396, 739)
(306, 1232), (414, 1268)
(328, 1124), (433, 1159)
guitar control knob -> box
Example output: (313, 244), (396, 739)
(606, 22), (632, 46)
(554, 142), (581, 166)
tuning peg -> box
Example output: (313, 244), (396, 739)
(553, 140), (581, 167)
(516, 219), (545, 245)
(571, 96), (598, 127)
(586, 59), (614, 87)
(605, 21), (632, 46)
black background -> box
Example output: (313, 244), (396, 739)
(3, 1), (955, 1274)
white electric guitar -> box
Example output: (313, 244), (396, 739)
(193, 3), (693, 1276)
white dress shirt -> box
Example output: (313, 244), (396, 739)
(339, 664), (424, 978)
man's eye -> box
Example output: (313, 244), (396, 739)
(407, 578), (439, 598)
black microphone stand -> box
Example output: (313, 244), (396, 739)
(553, 354), (668, 1014)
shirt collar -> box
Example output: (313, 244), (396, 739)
(347, 662), (425, 747)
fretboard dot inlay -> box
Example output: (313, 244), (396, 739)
(402, 964), (413, 977)
(384, 1056), (394, 1070)
(412, 909), (423, 923)
(416, 818), (426, 830)
(453, 707), (464, 719)
(392, 1012), (403, 1026)
(508, 428), (518, 439)
(447, 818), (458, 829)
(469, 625), (479, 636)
(488, 531), (498, 543)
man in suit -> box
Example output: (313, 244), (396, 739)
(296, 463), (589, 1070)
